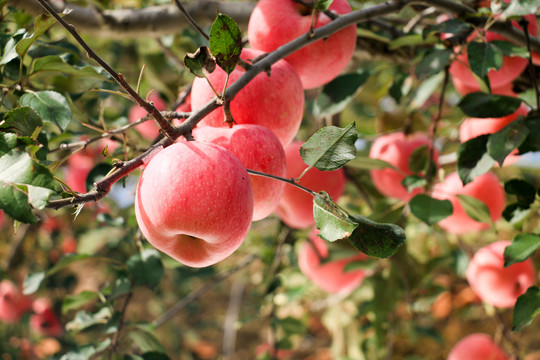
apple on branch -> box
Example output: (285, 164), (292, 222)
(135, 141), (254, 267)
(447, 333), (509, 360)
(190, 48), (304, 147)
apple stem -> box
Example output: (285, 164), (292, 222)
(246, 169), (318, 196)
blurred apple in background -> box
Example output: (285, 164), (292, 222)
(298, 229), (370, 294)
(0, 280), (32, 323)
(369, 132), (438, 201)
(30, 298), (63, 337)
(447, 333), (508, 360)
(275, 141), (346, 229)
(466, 240), (535, 308)
(432, 172), (505, 234)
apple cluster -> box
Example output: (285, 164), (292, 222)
(134, 0), (357, 268)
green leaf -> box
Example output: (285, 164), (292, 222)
(127, 249), (164, 288)
(491, 40), (529, 58)
(458, 92), (522, 118)
(274, 317), (306, 335)
(345, 156), (398, 171)
(519, 116), (540, 154)
(0, 106), (43, 137)
(0, 134), (58, 223)
(487, 118), (529, 166)
(409, 194), (453, 225)
(299, 122), (357, 174)
(457, 135), (496, 185)
(19, 90), (72, 132)
(348, 215), (406, 258)
(315, 0), (334, 11)
(313, 191), (358, 242)
(408, 145), (430, 173)
(457, 194), (493, 225)
(414, 48), (452, 80)
(85, 163), (113, 192)
(0, 29), (26, 65)
(313, 72), (369, 117)
(33, 55), (105, 79)
(505, 179), (537, 207)
(23, 271), (45, 295)
(209, 14), (242, 75)
(468, 42), (503, 79)
(183, 46), (216, 78)
(430, 18), (471, 35)
(401, 175), (427, 192)
(504, 233), (540, 267)
(62, 291), (100, 314)
(513, 286), (540, 332)
(130, 324), (167, 354)
(66, 307), (112, 333)
(16, 14), (58, 60)
(25, 184), (55, 210)
(502, 203), (531, 226)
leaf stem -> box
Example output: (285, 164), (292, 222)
(246, 169), (317, 196)
(172, 0), (210, 41)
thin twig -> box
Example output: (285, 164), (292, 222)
(521, 17), (540, 111)
(110, 291), (133, 356)
(34, 0), (176, 139)
(246, 169), (317, 196)
(153, 254), (256, 328)
(172, 0), (210, 40)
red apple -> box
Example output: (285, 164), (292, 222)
(447, 333), (508, 360)
(449, 14), (538, 93)
(369, 132), (438, 201)
(275, 141), (346, 229)
(135, 141), (254, 267)
(247, 0), (357, 89)
(298, 229), (369, 294)
(0, 280), (32, 323)
(190, 48), (304, 147)
(30, 298), (63, 337)
(192, 124), (286, 221)
(431, 172), (505, 234)
(128, 91), (168, 140)
(466, 240), (535, 308)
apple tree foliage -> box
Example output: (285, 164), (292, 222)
(1, 0), (540, 358)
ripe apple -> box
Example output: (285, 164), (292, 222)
(466, 240), (535, 308)
(369, 132), (439, 201)
(128, 91), (168, 140)
(0, 280), (32, 323)
(447, 333), (508, 360)
(247, 0), (357, 89)
(274, 141), (346, 229)
(135, 141), (254, 267)
(190, 48), (304, 147)
(298, 229), (369, 294)
(449, 14), (538, 93)
(431, 172), (505, 234)
(30, 298), (63, 337)
(191, 124), (286, 221)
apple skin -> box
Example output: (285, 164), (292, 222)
(298, 229), (369, 294)
(449, 14), (538, 94)
(369, 132), (439, 201)
(30, 298), (63, 337)
(466, 240), (535, 308)
(0, 280), (33, 323)
(191, 124), (286, 221)
(128, 91), (167, 140)
(190, 48), (304, 147)
(431, 172), (505, 235)
(275, 141), (346, 229)
(135, 141), (254, 267)
(447, 333), (509, 360)
(247, 0), (357, 89)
